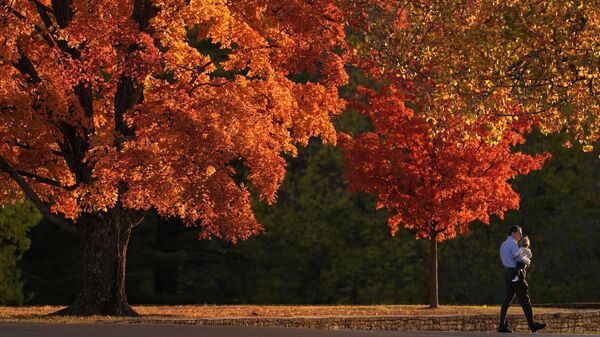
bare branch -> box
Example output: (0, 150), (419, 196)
(128, 211), (146, 229)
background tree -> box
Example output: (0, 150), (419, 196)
(354, 0), (600, 149)
(339, 85), (550, 308)
(0, 202), (40, 305)
(240, 140), (428, 304)
(436, 132), (600, 305)
(0, 0), (348, 316)
(19, 131), (599, 307)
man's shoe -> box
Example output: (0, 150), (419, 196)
(531, 322), (547, 332)
(498, 325), (512, 333)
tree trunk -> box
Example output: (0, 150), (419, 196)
(52, 211), (138, 316)
(429, 235), (439, 308)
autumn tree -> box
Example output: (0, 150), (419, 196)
(353, 0), (600, 149)
(339, 86), (550, 308)
(0, 0), (349, 316)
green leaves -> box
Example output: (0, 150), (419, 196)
(0, 202), (40, 305)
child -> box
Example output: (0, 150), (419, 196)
(512, 236), (532, 282)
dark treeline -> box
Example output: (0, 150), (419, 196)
(3, 130), (597, 306)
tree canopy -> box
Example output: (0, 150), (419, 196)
(0, 0), (350, 316)
(339, 84), (550, 306)
(0, 0), (348, 240)
(354, 0), (600, 149)
(340, 85), (550, 242)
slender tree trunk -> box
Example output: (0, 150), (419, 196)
(429, 234), (439, 308)
(53, 211), (138, 316)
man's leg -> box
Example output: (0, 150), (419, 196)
(514, 279), (535, 328)
(499, 277), (516, 329)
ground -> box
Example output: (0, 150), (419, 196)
(0, 324), (593, 337)
(0, 305), (586, 323)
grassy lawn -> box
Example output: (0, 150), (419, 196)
(0, 304), (590, 324)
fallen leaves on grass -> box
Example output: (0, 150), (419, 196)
(0, 304), (584, 324)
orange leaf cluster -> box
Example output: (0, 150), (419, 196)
(0, 0), (348, 241)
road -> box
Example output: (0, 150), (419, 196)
(0, 324), (593, 337)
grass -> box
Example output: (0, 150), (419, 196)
(0, 304), (591, 324)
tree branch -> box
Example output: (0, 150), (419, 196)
(10, 140), (64, 158)
(0, 156), (76, 233)
(0, 105), (16, 111)
(113, 76), (143, 149)
(126, 210), (146, 229)
(57, 122), (92, 184)
(133, 0), (158, 32)
(13, 52), (42, 83)
(50, 0), (73, 28)
(15, 169), (77, 190)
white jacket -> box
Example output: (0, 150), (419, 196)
(515, 247), (532, 266)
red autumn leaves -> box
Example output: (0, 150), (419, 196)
(339, 86), (551, 242)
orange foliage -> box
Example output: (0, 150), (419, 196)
(0, 0), (348, 241)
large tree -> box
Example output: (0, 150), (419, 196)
(353, 0), (600, 149)
(339, 85), (550, 308)
(0, 0), (348, 316)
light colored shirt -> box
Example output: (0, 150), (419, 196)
(500, 236), (519, 268)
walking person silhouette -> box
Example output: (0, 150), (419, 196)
(498, 225), (546, 333)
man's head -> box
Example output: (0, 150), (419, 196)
(508, 225), (523, 241)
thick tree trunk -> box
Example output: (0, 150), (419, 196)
(429, 235), (439, 308)
(53, 211), (138, 316)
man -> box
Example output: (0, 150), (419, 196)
(498, 225), (547, 333)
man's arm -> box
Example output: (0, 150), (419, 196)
(520, 255), (531, 265)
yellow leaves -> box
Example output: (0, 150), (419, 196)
(466, 15), (478, 26)
(425, 116), (438, 126)
(205, 165), (216, 177)
(582, 145), (594, 153)
(283, 141), (297, 156)
(360, 0), (600, 147)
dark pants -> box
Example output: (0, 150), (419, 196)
(515, 261), (527, 280)
(499, 268), (535, 329)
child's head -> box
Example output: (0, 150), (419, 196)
(519, 236), (530, 248)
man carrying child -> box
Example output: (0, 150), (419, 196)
(498, 225), (546, 333)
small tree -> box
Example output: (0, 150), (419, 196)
(339, 86), (550, 308)
(0, 202), (41, 305)
(0, 0), (348, 315)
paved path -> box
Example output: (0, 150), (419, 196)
(0, 324), (593, 337)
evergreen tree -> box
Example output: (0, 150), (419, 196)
(0, 202), (40, 305)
